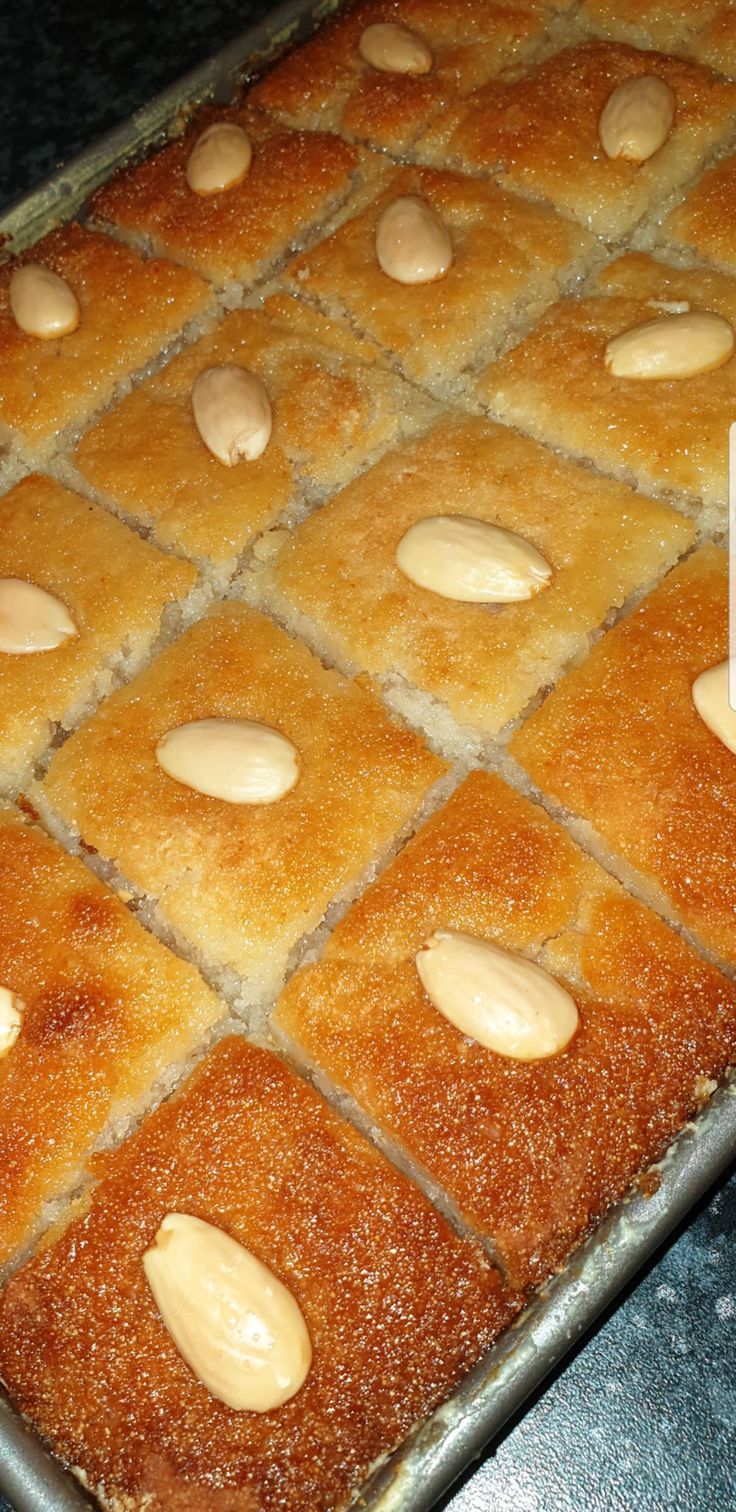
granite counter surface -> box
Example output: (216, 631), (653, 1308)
(0, 3), (734, 1508)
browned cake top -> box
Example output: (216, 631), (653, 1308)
(0, 223), (210, 449)
(0, 474), (197, 793)
(417, 40), (736, 237)
(512, 545), (736, 966)
(277, 772), (736, 1288)
(92, 106), (364, 287)
(40, 601), (445, 994)
(0, 808), (221, 1269)
(250, 0), (550, 151)
(0, 1036), (516, 1510)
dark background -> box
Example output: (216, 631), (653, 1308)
(1, 3), (735, 1507)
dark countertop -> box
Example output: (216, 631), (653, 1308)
(1, 3), (735, 1508)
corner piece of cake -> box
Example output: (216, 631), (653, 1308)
(0, 1034), (517, 1511)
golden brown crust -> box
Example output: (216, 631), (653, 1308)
(578, 0), (721, 55)
(251, 0), (550, 152)
(0, 1036), (516, 1511)
(284, 163), (595, 388)
(92, 106), (362, 287)
(664, 150), (736, 273)
(479, 251), (736, 517)
(265, 412), (693, 739)
(0, 224), (210, 452)
(276, 771), (736, 1288)
(416, 41), (736, 237)
(0, 807), (221, 1268)
(692, 5), (736, 76)
(73, 296), (436, 571)
(40, 603), (446, 991)
(0, 475), (197, 793)
(511, 546), (736, 967)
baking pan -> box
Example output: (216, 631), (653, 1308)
(1, 3), (735, 1508)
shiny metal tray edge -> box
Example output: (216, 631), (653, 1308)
(1, 5), (735, 1509)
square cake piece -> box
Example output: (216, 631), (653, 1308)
(415, 41), (736, 238)
(39, 602), (446, 1004)
(0, 224), (211, 461)
(92, 104), (372, 294)
(72, 295), (437, 576)
(284, 164), (595, 394)
(258, 413), (693, 749)
(0, 805), (222, 1271)
(511, 546), (736, 968)
(250, 0), (552, 154)
(479, 251), (736, 529)
(0, 475), (199, 795)
(276, 771), (736, 1290)
(0, 1035), (516, 1511)
(663, 150), (736, 275)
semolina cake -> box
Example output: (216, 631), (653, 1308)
(663, 150), (736, 275)
(692, 6), (736, 77)
(479, 251), (736, 527)
(92, 104), (374, 293)
(0, 223), (211, 460)
(39, 602), (446, 1003)
(0, 474), (199, 795)
(0, 805), (222, 1271)
(415, 41), (736, 239)
(72, 294), (437, 575)
(511, 546), (736, 969)
(257, 412), (694, 747)
(284, 163), (596, 393)
(250, 0), (553, 153)
(276, 771), (736, 1290)
(0, 1035), (517, 1512)
(577, 0), (722, 57)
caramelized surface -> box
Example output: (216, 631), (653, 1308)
(0, 224), (210, 452)
(664, 150), (736, 273)
(93, 106), (364, 287)
(251, 0), (550, 152)
(0, 1036), (516, 1510)
(416, 41), (736, 237)
(265, 412), (693, 738)
(276, 772), (736, 1288)
(0, 475), (196, 793)
(480, 252), (736, 516)
(285, 163), (595, 388)
(74, 295), (436, 571)
(512, 546), (736, 966)
(41, 603), (445, 992)
(0, 808), (221, 1269)
(578, 0), (721, 55)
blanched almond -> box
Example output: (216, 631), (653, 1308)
(0, 986), (23, 1060)
(185, 123), (252, 195)
(0, 578), (77, 654)
(9, 264), (80, 339)
(155, 718), (300, 804)
(415, 929), (579, 1061)
(375, 197), (452, 285)
(143, 1213), (312, 1411)
(692, 660), (736, 755)
(604, 311), (734, 380)
(192, 365), (272, 465)
(599, 75), (675, 162)
(358, 22), (433, 74)
(395, 515), (551, 602)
